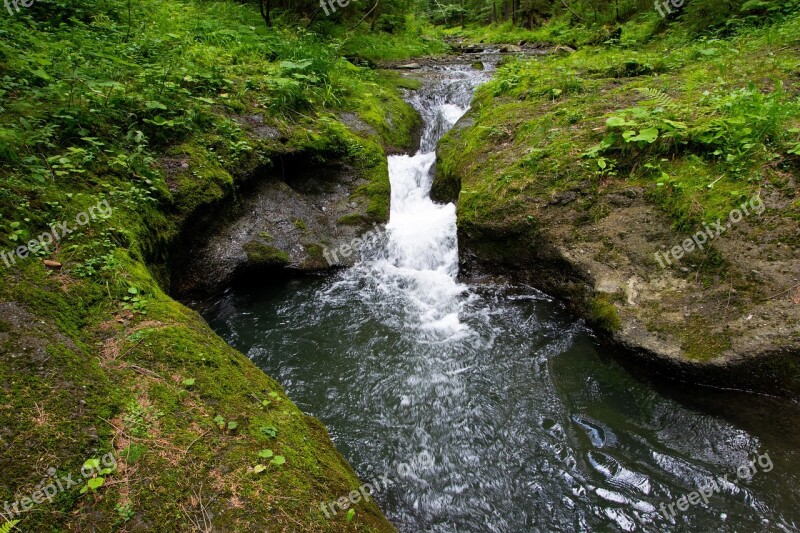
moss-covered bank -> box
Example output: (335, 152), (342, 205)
(0, 1), (431, 530)
(435, 11), (800, 398)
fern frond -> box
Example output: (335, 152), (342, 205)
(0, 519), (20, 533)
(634, 87), (676, 109)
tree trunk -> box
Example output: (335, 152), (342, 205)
(259, 0), (272, 28)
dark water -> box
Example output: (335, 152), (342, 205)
(200, 64), (800, 532)
(201, 277), (800, 532)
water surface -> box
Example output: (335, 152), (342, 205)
(201, 63), (800, 532)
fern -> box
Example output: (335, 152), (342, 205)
(635, 87), (677, 110)
(0, 520), (20, 533)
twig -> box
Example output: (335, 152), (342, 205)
(129, 364), (164, 381)
(348, 0), (380, 32)
(559, 0), (584, 21)
(761, 282), (800, 302)
(182, 431), (209, 457)
(278, 506), (305, 528)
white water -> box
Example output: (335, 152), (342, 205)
(357, 68), (488, 339)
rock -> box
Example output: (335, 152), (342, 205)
(471, 61), (484, 71)
(518, 40), (528, 46)
(551, 191), (578, 205)
(397, 63), (421, 70)
(499, 44), (523, 53)
(462, 44), (483, 53)
(608, 194), (633, 207)
(553, 45), (576, 55)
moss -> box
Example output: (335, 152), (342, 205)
(679, 318), (733, 361)
(166, 141), (236, 217)
(243, 242), (290, 267)
(430, 149), (462, 203)
(354, 159), (392, 223)
(305, 243), (324, 259)
(0, 0), (434, 528)
(589, 294), (622, 332)
(338, 212), (367, 225)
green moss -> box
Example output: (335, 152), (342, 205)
(338, 213), (366, 225)
(167, 141), (236, 216)
(243, 241), (290, 267)
(305, 243), (324, 259)
(680, 318), (733, 361)
(351, 156), (392, 223)
(0, 0), (420, 527)
(589, 294), (622, 332)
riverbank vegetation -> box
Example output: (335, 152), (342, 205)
(436, 2), (800, 383)
(1, 0), (799, 530)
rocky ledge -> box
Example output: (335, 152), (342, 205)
(434, 100), (800, 400)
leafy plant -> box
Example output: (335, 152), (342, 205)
(79, 458), (116, 494)
(0, 520), (20, 533)
(258, 449), (274, 459)
(122, 287), (148, 315)
(115, 502), (135, 522)
(260, 425), (278, 438)
(5, 222), (26, 243)
(260, 391), (280, 409)
(253, 449), (285, 473)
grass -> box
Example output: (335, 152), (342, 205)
(435, 8), (800, 364)
(0, 0), (425, 530)
(440, 11), (800, 231)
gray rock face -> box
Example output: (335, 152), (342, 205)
(173, 157), (377, 295)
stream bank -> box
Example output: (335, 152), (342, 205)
(432, 16), (800, 399)
(200, 60), (800, 532)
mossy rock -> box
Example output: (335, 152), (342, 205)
(243, 241), (290, 267)
(589, 294), (622, 332)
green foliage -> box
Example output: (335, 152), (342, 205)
(584, 82), (799, 179)
(260, 425), (279, 438)
(115, 502), (136, 522)
(0, 520), (19, 533)
(122, 287), (149, 315)
(79, 458), (116, 495)
(254, 448), (285, 473)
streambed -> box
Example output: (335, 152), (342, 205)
(200, 62), (800, 532)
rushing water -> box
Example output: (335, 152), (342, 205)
(200, 64), (800, 532)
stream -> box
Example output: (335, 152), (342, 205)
(200, 62), (800, 532)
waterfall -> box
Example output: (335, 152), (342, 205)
(347, 67), (488, 339)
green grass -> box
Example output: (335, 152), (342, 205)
(440, 11), (800, 231)
(0, 0), (419, 530)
